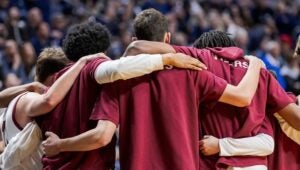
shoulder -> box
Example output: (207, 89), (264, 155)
(84, 58), (110, 71)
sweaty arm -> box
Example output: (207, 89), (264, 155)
(19, 55), (101, 117)
(0, 82), (46, 108)
(217, 56), (263, 107)
(95, 53), (205, 84)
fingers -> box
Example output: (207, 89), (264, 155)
(185, 59), (207, 71)
(45, 131), (53, 137)
(186, 64), (202, 71)
(42, 140), (47, 146)
(203, 135), (210, 139)
(243, 55), (254, 60)
(244, 55), (266, 68)
(98, 53), (110, 60)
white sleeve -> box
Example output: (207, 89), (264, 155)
(94, 54), (164, 84)
(274, 113), (300, 145)
(219, 133), (274, 156)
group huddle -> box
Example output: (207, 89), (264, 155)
(0, 8), (299, 170)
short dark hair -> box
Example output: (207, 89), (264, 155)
(36, 48), (70, 83)
(133, 8), (168, 42)
(62, 21), (111, 61)
(193, 30), (236, 49)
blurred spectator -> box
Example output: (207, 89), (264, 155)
(31, 22), (51, 55)
(50, 13), (68, 47)
(172, 32), (188, 45)
(260, 40), (287, 89)
(27, 7), (43, 37)
(5, 6), (29, 45)
(234, 27), (249, 53)
(1, 40), (26, 88)
(0, 0), (299, 94)
(275, 1), (297, 35)
(0, 0), (9, 23)
(142, 0), (173, 14)
(20, 42), (36, 82)
(281, 56), (300, 94)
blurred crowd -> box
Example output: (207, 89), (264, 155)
(0, 0), (300, 94)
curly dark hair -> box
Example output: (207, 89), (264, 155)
(62, 21), (111, 61)
(193, 30), (236, 49)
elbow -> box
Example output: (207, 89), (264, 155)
(42, 95), (57, 111)
(94, 133), (113, 148)
(240, 98), (252, 107)
(93, 128), (114, 148)
(235, 94), (252, 107)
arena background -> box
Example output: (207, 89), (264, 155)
(0, 0), (300, 94)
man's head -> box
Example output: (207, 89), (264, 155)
(35, 48), (70, 86)
(133, 8), (170, 43)
(193, 30), (236, 49)
(62, 21), (111, 62)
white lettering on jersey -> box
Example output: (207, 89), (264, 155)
(213, 55), (248, 68)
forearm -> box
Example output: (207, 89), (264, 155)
(95, 54), (164, 84)
(219, 133), (274, 156)
(58, 120), (116, 152)
(26, 60), (86, 116)
(123, 40), (175, 56)
(41, 60), (86, 110)
(219, 60), (261, 106)
(59, 129), (105, 152)
(235, 60), (261, 102)
(0, 83), (36, 108)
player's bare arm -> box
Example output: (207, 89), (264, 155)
(0, 82), (46, 108)
(42, 120), (116, 157)
(218, 56), (263, 107)
(17, 54), (104, 117)
(124, 40), (175, 56)
(277, 103), (300, 130)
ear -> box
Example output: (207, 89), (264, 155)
(164, 32), (171, 44)
(132, 37), (137, 41)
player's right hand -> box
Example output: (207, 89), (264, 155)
(244, 55), (266, 69)
(42, 131), (62, 157)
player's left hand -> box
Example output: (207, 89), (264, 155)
(28, 82), (47, 94)
(199, 135), (220, 156)
(42, 131), (62, 157)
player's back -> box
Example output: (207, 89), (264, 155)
(173, 46), (293, 168)
(36, 58), (115, 170)
(114, 67), (226, 170)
